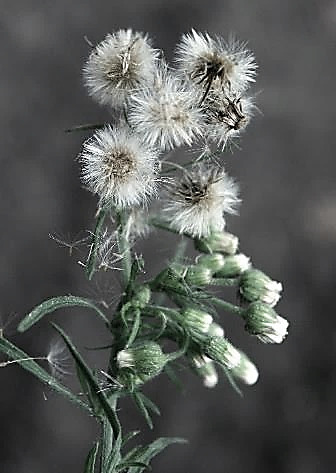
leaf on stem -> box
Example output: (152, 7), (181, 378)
(17, 296), (109, 333)
(84, 442), (100, 473)
(0, 336), (90, 411)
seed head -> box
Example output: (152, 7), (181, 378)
(164, 165), (240, 238)
(83, 29), (158, 108)
(128, 64), (203, 150)
(175, 30), (257, 95)
(79, 126), (159, 208)
(204, 91), (254, 149)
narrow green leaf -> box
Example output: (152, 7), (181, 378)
(221, 366), (243, 397)
(126, 310), (141, 348)
(116, 461), (150, 472)
(84, 442), (100, 473)
(86, 208), (107, 280)
(132, 392), (153, 430)
(105, 432), (122, 472)
(18, 296), (109, 333)
(0, 337), (90, 412)
(101, 417), (114, 472)
(137, 392), (160, 416)
(52, 323), (121, 437)
(65, 123), (106, 133)
(128, 437), (187, 473)
(121, 430), (140, 447)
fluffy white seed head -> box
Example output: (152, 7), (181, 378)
(83, 29), (158, 108)
(175, 30), (257, 95)
(204, 91), (255, 149)
(79, 126), (159, 208)
(128, 64), (204, 150)
(164, 165), (240, 238)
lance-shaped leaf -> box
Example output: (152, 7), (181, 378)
(18, 295), (109, 333)
(127, 437), (187, 473)
(52, 323), (120, 437)
(84, 442), (100, 473)
(0, 337), (90, 411)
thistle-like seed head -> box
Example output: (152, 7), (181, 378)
(175, 30), (257, 95)
(83, 29), (158, 108)
(164, 165), (240, 238)
(128, 64), (203, 150)
(79, 126), (159, 208)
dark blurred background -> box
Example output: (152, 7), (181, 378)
(1, 0), (336, 472)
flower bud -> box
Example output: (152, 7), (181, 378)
(203, 336), (241, 370)
(215, 254), (251, 278)
(154, 266), (189, 296)
(239, 269), (282, 307)
(208, 322), (225, 337)
(195, 231), (239, 255)
(191, 355), (218, 388)
(231, 351), (259, 385)
(196, 253), (225, 273)
(185, 265), (212, 286)
(116, 342), (167, 383)
(244, 301), (289, 344)
(131, 284), (151, 308)
(182, 307), (213, 334)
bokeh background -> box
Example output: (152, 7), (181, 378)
(1, 1), (336, 472)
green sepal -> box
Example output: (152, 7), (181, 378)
(17, 296), (109, 333)
(0, 336), (90, 412)
(84, 442), (100, 473)
(52, 323), (121, 437)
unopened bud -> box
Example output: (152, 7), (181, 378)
(190, 355), (218, 388)
(195, 231), (239, 255)
(182, 307), (213, 334)
(216, 254), (251, 278)
(196, 253), (225, 273)
(231, 351), (259, 385)
(131, 284), (151, 308)
(203, 336), (241, 370)
(239, 269), (282, 307)
(185, 265), (212, 286)
(116, 342), (167, 383)
(244, 301), (289, 344)
(208, 322), (225, 337)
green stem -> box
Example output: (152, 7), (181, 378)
(150, 218), (192, 238)
(86, 207), (107, 280)
(209, 296), (245, 316)
(116, 211), (132, 287)
(65, 122), (107, 133)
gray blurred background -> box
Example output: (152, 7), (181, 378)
(1, 0), (336, 472)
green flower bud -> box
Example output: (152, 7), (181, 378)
(185, 265), (212, 286)
(131, 284), (151, 308)
(154, 266), (189, 296)
(203, 336), (241, 370)
(215, 254), (251, 278)
(182, 307), (213, 334)
(196, 253), (225, 273)
(239, 269), (282, 307)
(208, 322), (225, 337)
(195, 231), (239, 255)
(116, 342), (167, 383)
(244, 301), (289, 344)
(190, 355), (218, 388)
(230, 350), (259, 385)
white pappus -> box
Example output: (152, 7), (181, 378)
(79, 125), (159, 208)
(164, 164), (240, 238)
(83, 29), (158, 108)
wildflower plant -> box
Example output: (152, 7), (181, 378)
(0, 29), (289, 472)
